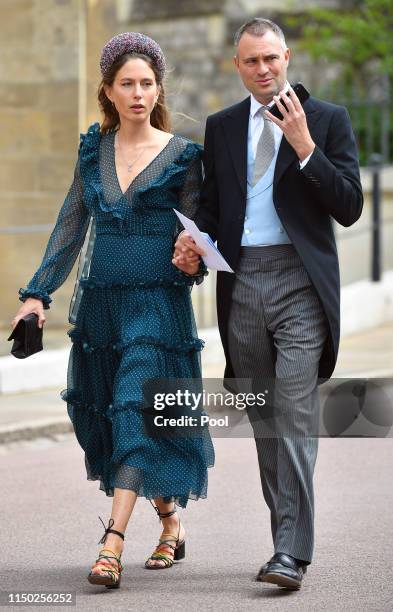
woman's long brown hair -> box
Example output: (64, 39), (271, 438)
(98, 52), (171, 134)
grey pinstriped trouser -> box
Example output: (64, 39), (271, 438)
(228, 244), (328, 563)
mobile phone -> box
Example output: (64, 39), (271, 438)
(268, 83), (310, 120)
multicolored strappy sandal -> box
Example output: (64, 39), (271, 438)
(87, 516), (125, 588)
(144, 501), (185, 570)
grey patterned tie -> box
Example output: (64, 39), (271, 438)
(252, 108), (275, 186)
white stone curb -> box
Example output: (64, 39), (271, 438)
(0, 348), (69, 394)
(341, 270), (393, 336)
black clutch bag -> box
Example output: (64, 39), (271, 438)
(8, 313), (43, 359)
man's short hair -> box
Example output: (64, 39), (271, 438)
(234, 18), (287, 50)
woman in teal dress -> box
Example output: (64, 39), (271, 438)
(11, 32), (214, 587)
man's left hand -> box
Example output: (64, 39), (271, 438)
(265, 85), (315, 163)
(172, 231), (203, 275)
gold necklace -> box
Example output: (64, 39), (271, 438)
(115, 133), (148, 173)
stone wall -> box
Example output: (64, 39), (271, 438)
(0, 0), (80, 328)
(108, 0), (326, 140)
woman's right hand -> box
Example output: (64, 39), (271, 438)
(11, 297), (46, 330)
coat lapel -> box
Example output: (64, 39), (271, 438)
(219, 96), (321, 193)
(220, 97), (250, 196)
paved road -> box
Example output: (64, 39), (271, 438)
(1, 433), (393, 611)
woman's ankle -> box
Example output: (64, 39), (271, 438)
(102, 534), (124, 554)
(161, 511), (179, 525)
(161, 513), (185, 539)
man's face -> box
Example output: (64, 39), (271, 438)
(234, 30), (290, 105)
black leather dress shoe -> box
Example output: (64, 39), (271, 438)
(256, 553), (307, 589)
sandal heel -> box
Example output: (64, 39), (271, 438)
(174, 540), (185, 561)
(105, 575), (121, 589)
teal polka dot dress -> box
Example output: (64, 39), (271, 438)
(19, 123), (215, 507)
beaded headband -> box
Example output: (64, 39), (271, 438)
(100, 32), (166, 82)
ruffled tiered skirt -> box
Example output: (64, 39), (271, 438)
(62, 233), (214, 507)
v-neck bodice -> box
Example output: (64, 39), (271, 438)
(73, 126), (203, 237)
(109, 132), (176, 197)
(99, 131), (187, 208)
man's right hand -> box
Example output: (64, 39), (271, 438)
(11, 297), (46, 330)
(172, 231), (206, 275)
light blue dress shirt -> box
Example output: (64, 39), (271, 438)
(241, 93), (291, 246)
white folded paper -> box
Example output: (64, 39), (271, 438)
(173, 209), (234, 273)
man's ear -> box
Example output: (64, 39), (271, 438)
(233, 54), (239, 70)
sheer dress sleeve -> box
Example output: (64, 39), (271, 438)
(19, 158), (90, 309)
(176, 145), (208, 285)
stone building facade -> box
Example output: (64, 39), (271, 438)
(0, 0), (81, 328)
(0, 0), (349, 331)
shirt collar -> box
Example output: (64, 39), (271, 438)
(250, 81), (290, 118)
